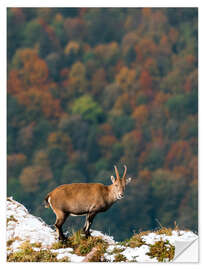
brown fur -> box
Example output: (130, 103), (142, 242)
(48, 183), (116, 214)
(45, 166), (131, 240)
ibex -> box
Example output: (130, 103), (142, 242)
(44, 165), (132, 240)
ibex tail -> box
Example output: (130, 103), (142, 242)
(44, 194), (50, 208)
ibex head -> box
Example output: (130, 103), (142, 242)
(111, 165), (132, 200)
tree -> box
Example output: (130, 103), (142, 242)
(47, 131), (73, 156)
(7, 8), (24, 60)
(16, 122), (35, 154)
(64, 17), (87, 41)
(93, 42), (119, 66)
(121, 31), (138, 66)
(72, 95), (103, 123)
(121, 130), (143, 173)
(97, 123), (117, 159)
(67, 61), (88, 97)
(151, 168), (187, 227)
(20, 165), (53, 192)
(7, 153), (27, 178)
(165, 141), (192, 169)
(109, 114), (134, 138)
(91, 68), (107, 97)
(132, 104), (149, 127)
(84, 8), (124, 45)
(116, 66), (137, 92)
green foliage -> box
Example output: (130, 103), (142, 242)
(109, 114), (134, 138)
(72, 95), (103, 123)
(7, 8), (198, 240)
(22, 19), (42, 47)
(166, 91), (198, 119)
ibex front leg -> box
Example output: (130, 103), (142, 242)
(83, 213), (96, 238)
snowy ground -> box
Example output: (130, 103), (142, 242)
(7, 197), (198, 262)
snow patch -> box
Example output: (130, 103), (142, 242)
(141, 230), (198, 246)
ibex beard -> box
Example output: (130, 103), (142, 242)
(44, 165), (132, 241)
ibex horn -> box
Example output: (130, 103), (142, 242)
(122, 165), (127, 180)
(114, 165), (120, 179)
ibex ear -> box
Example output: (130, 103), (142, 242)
(111, 175), (116, 183)
(126, 177), (132, 185)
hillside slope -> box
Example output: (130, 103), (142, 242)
(7, 197), (197, 262)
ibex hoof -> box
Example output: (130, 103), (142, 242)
(85, 232), (91, 238)
(59, 236), (67, 243)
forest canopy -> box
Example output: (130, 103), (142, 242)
(7, 7), (198, 240)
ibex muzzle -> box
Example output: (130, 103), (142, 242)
(44, 165), (132, 240)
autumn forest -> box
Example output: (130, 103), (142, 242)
(7, 8), (198, 240)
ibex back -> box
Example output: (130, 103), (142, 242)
(44, 165), (132, 240)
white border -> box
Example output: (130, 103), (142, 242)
(1, 1), (202, 269)
(0, 0), (201, 7)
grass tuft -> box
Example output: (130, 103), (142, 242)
(113, 253), (127, 262)
(147, 240), (175, 262)
(7, 241), (69, 262)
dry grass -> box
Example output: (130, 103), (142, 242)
(51, 230), (108, 261)
(113, 253), (127, 262)
(7, 215), (18, 224)
(122, 230), (151, 248)
(7, 241), (69, 262)
(147, 240), (175, 262)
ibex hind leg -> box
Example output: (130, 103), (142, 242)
(83, 213), (96, 238)
(54, 210), (68, 241)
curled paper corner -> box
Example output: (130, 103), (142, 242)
(173, 237), (198, 263)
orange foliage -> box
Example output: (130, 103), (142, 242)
(10, 8), (25, 23)
(17, 122), (35, 149)
(140, 70), (152, 90)
(38, 18), (61, 49)
(7, 153), (27, 170)
(114, 93), (133, 113)
(98, 123), (117, 158)
(142, 8), (152, 17)
(138, 150), (148, 166)
(94, 42), (119, 62)
(184, 77), (192, 93)
(165, 141), (192, 169)
(122, 130), (142, 147)
(116, 66), (137, 91)
(132, 105), (149, 126)
(154, 92), (169, 105)
(20, 165), (53, 192)
(144, 58), (157, 73)
(28, 58), (49, 85)
(64, 17), (87, 41)
(188, 156), (198, 184)
(9, 49), (49, 91)
(99, 123), (114, 136)
(98, 135), (117, 148)
(64, 41), (80, 55)
(169, 27), (179, 43)
(60, 68), (69, 79)
(91, 68), (107, 96)
(67, 61), (87, 95)
(17, 87), (62, 119)
(48, 131), (73, 155)
(186, 54), (196, 65)
(139, 169), (152, 182)
(33, 150), (50, 167)
(98, 135), (117, 159)
(8, 70), (25, 95)
(135, 38), (157, 62)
